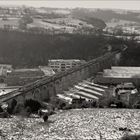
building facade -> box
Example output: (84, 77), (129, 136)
(39, 66), (55, 76)
(0, 64), (12, 76)
(48, 59), (86, 72)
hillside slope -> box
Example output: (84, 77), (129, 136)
(0, 109), (140, 139)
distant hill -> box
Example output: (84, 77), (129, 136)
(120, 40), (140, 66)
(26, 7), (107, 33)
(71, 8), (106, 29)
(71, 8), (140, 23)
(0, 6), (138, 68)
(34, 8), (140, 32)
(70, 8), (140, 29)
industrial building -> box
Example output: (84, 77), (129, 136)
(48, 59), (86, 72)
(94, 66), (140, 108)
(94, 66), (140, 86)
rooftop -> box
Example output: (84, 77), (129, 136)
(14, 68), (40, 72)
(48, 59), (85, 62)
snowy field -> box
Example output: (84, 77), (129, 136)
(0, 109), (140, 140)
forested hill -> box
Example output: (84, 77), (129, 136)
(0, 30), (125, 68)
(71, 9), (106, 29)
(120, 40), (140, 66)
(71, 8), (140, 23)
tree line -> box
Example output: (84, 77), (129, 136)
(0, 30), (127, 68)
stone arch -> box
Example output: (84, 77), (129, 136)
(42, 85), (47, 90)
(13, 94), (25, 104)
(33, 88), (41, 100)
(96, 62), (102, 71)
(45, 82), (56, 100)
(24, 91), (34, 100)
(85, 66), (90, 78)
(8, 98), (18, 111)
(61, 76), (68, 90)
(41, 85), (50, 101)
(48, 83), (56, 97)
(55, 79), (62, 94)
(88, 65), (94, 77)
(71, 72), (78, 85)
(0, 78), (5, 83)
(76, 70), (82, 82)
(55, 80), (60, 85)
(81, 68), (86, 80)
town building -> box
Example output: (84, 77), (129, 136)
(0, 64), (12, 87)
(94, 66), (140, 107)
(0, 64), (12, 76)
(48, 59), (86, 72)
(39, 66), (55, 76)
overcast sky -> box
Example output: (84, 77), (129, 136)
(0, 1), (140, 10)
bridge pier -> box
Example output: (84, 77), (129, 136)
(55, 79), (63, 94)
(71, 72), (78, 85)
(41, 85), (50, 101)
(88, 65), (94, 77)
(81, 68), (86, 80)
(48, 83), (56, 98)
(61, 76), (69, 90)
(15, 94), (25, 103)
(67, 74), (73, 87)
(33, 88), (41, 101)
(24, 91), (34, 100)
(94, 63), (100, 73)
(76, 70), (82, 82)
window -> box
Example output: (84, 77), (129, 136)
(61, 66), (65, 69)
(61, 63), (65, 66)
(66, 66), (71, 68)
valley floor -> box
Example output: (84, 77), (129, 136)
(0, 109), (140, 140)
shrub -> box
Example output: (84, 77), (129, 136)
(121, 134), (140, 140)
(24, 99), (42, 113)
(0, 111), (11, 118)
(13, 103), (25, 114)
(18, 106), (32, 117)
(7, 99), (17, 114)
(25, 106), (32, 117)
(43, 113), (48, 122)
(0, 106), (3, 113)
(63, 104), (73, 110)
(57, 102), (66, 110)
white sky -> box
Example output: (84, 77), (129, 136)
(0, 1), (140, 10)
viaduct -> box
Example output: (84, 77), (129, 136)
(0, 51), (121, 106)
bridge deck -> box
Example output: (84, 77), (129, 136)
(0, 90), (21, 103)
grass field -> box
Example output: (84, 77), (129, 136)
(0, 18), (19, 28)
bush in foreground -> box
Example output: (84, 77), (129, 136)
(24, 99), (42, 113)
(121, 134), (140, 140)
